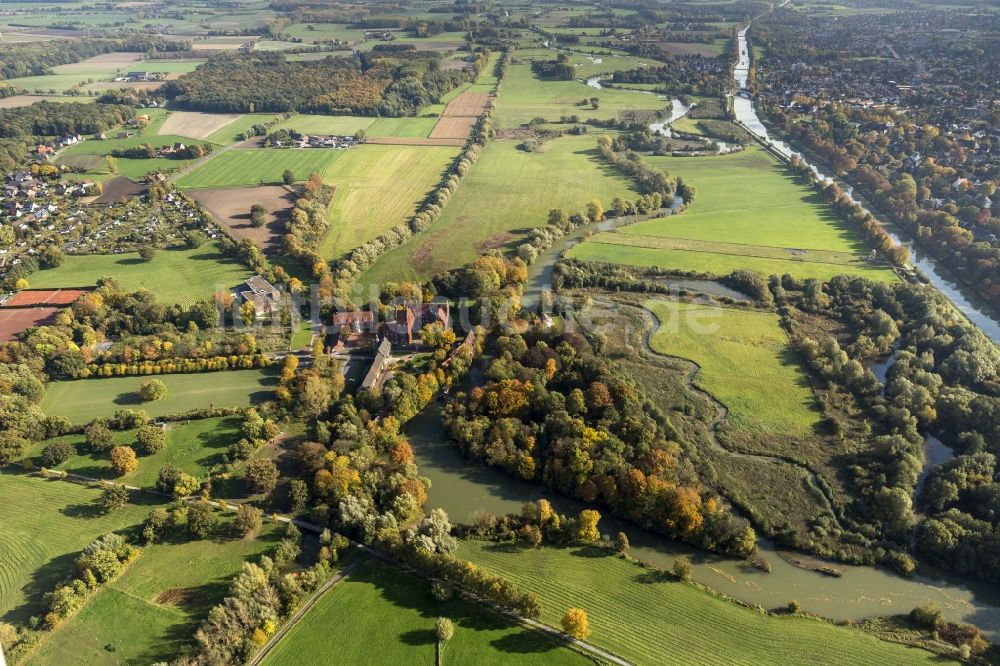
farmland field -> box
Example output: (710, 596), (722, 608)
(186, 184), (296, 254)
(40, 369), (276, 423)
(358, 134), (640, 285)
(271, 114), (376, 136)
(23, 417), (244, 488)
(261, 558), (589, 666)
(494, 60), (666, 126)
(0, 474), (150, 624)
(27, 244), (252, 306)
(459, 541), (948, 666)
(25, 521), (283, 665)
(320, 144), (459, 258)
(367, 117), (439, 138)
(570, 147), (897, 282)
(158, 111), (243, 140)
(646, 301), (820, 439)
(175, 149), (344, 188)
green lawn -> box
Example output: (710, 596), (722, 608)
(319, 144), (458, 259)
(27, 244), (252, 306)
(25, 521), (283, 665)
(459, 541), (951, 666)
(573, 147), (897, 282)
(646, 301), (820, 439)
(0, 474), (151, 624)
(41, 369), (276, 423)
(24, 417), (243, 488)
(262, 558), (589, 666)
(175, 149), (345, 188)
(358, 134), (640, 286)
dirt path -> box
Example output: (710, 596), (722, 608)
(246, 557), (367, 666)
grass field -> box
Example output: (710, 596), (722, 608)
(0, 474), (150, 624)
(40, 369), (276, 423)
(175, 149), (344, 188)
(646, 301), (820, 439)
(271, 114), (376, 136)
(27, 244), (252, 306)
(459, 542), (948, 666)
(25, 522), (283, 665)
(319, 144), (458, 258)
(569, 238), (895, 283)
(24, 417), (243, 488)
(202, 113), (283, 144)
(494, 60), (666, 126)
(358, 134), (640, 285)
(570, 147), (897, 282)
(261, 558), (588, 666)
(367, 117), (439, 138)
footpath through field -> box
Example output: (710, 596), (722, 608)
(246, 557), (368, 666)
(34, 469), (632, 665)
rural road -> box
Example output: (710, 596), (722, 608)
(34, 469), (633, 664)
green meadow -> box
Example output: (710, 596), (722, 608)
(320, 144), (458, 259)
(271, 114), (376, 136)
(0, 474), (150, 624)
(25, 520), (283, 665)
(494, 60), (665, 126)
(358, 134), (640, 286)
(261, 558), (588, 666)
(40, 369), (276, 423)
(460, 541), (950, 666)
(571, 147), (897, 282)
(23, 417), (244, 488)
(646, 301), (820, 439)
(27, 244), (252, 306)
(175, 149), (345, 188)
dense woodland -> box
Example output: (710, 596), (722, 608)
(443, 328), (757, 557)
(161, 50), (469, 116)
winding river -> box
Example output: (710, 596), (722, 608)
(407, 21), (1000, 637)
(410, 398), (1000, 636)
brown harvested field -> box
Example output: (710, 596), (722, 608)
(442, 92), (493, 117)
(0, 95), (62, 109)
(0, 307), (60, 342)
(158, 111), (243, 140)
(365, 136), (466, 147)
(95, 177), (149, 203)
(656, 41), (723, 57)
(186, 184), (295, 254)
(2, 288), (89, 307)
(429, 116), (477, 140)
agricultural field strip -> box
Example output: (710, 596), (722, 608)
(588, 231), (867, 265)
